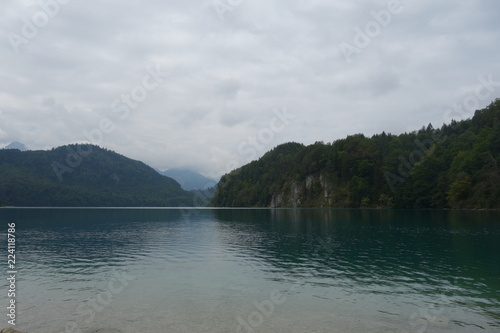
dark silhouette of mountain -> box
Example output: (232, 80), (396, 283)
(212, 100), (500, 209)
(0, 144), (193, 207)
(159, 168), (217, 190)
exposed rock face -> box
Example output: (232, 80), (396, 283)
(270, 173), (333, 208)
(305, 175), (314, 190)
(290, 181), (302, 208)
(270, 193), (282, 208)
(319, 174), (328, 196)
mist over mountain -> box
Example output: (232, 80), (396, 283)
(159, 168), (217, 191)
(3, 142), (27, 151)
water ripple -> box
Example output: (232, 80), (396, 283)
(1, 208), (498, 333)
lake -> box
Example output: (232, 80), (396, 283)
(0, 208), (499, 333)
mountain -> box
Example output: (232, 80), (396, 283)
(159, 168), (217, 190)
(4, 142), (27, 151)
(212, 100), (500, 209)
(0, 144), (193, 207)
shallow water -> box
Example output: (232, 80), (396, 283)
(1, 208), (499, 332)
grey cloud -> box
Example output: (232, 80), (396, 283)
(215, 78), (241, 99)
(218, 108), (247, 127)
(0, 0), (499, 175)
(42, 97), (55, 107)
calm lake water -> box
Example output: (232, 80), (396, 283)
(0, 208), (499, 333)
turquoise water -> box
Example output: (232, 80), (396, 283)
(0, 208), (499, 333)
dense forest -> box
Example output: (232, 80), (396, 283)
(0, 144), (193, 207)
(212, 100), (500, 209)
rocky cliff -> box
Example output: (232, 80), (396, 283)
(270, 174), (333, 208)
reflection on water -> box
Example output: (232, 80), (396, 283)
(0, 208), (499, 333)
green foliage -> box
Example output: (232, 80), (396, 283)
(0, 144), (194, 207)
(213, 100), (500, 209)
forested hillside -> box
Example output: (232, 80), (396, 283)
(0, 144), (193, 207)
(213, 100), (500, 209)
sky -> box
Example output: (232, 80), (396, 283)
(1, 0), (499, 178)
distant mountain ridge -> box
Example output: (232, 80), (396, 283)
(212, 101), (500, 209)
(160, 168), (217, 190)
(0, 144), (193, 207)
(3, 142), (27, 151)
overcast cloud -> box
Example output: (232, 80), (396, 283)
(1, 0), (499, 177)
